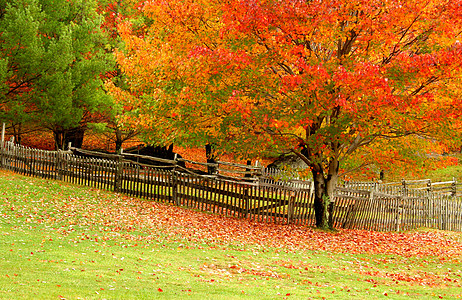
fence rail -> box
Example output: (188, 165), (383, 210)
(1, 141), (461, 232)
(0, 142), (316, 226)
(333, 187), (462, 232)
(345, 178), (461, 197)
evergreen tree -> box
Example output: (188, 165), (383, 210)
(0, 0), (114, 149)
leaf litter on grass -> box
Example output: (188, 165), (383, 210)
(2, 171), (461, 259)
(1, 171), (462, 298)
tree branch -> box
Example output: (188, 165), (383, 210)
(339, 162), (371, 177)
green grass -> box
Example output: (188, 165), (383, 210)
(1, 171), (462, 299)
(427, 163), (462, 182)
(412, 153), (462, 182)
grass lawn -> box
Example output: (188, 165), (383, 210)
(428, 164), (462, 182)
(1, 170), (462, 299)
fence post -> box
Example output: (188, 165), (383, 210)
(0, 123), (4, 169)
(442, 199), (448, 231)
(244, 187), (250, 219)
(6, 139), (13, 171)
(205, 144), (217, 175)
(451, 177), (456, 197)
(0, 139), (3, 169)
(401, 179), (407, 196)
(1, 123), (5, 145)
(172, 154), (179, 205)
(288, 193), (296, 224)
(56, 151), (62, 180)
(366, 190), (374, 230)
(114, 154), (123, 193)
(254, 160), (262, 177)
(396, 196), (403, 232)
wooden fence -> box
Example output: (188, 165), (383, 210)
(333, 187), (462, 232)
(0, 141), (316, 226)
(345, 178), (461, 197)
(1, 140), (461, 232)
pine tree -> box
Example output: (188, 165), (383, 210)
(0, 0), (114, 149)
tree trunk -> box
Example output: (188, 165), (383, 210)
(312, 170), (329, 228)
(65, 126), (85, 149)
(292, 145), (340, 229)
(115, 139), (123, 154)
(53, 126), (85, 150)
(12, 123), (22, 145)
(53, 129), (65, 150)
(115, 129), (123, 153)
(310, 159), (339, 229)
(205, 143), (217, 174)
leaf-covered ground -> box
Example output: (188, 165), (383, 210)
(1, 171), (462, 299)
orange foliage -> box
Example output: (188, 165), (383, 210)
(17, 129), (269, 167)
(115, 0), (462, 173)
(113, 0), (462, 226)
(173, 145), (273, 166)
(20, 131), (55, 150)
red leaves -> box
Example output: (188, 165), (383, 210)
(8, 168), (460, 287)
(113, 0), (462, 191)
(188, 46), (252, 75)
(359, 268), (459, 287)
(52, 190), (462, 260)
(281, 74), (303, 90)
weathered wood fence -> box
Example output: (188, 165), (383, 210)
(1, 141), (461, 231)
(333, 187), (462, 232)
(346, 178), (461, 197)
(0, 141), (316, 225)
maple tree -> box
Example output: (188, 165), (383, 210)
(102, 80), (141, 152)
(342, 135), (459, 181)
(95, 0), (150, 152)
(114, 0), (462, 228)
